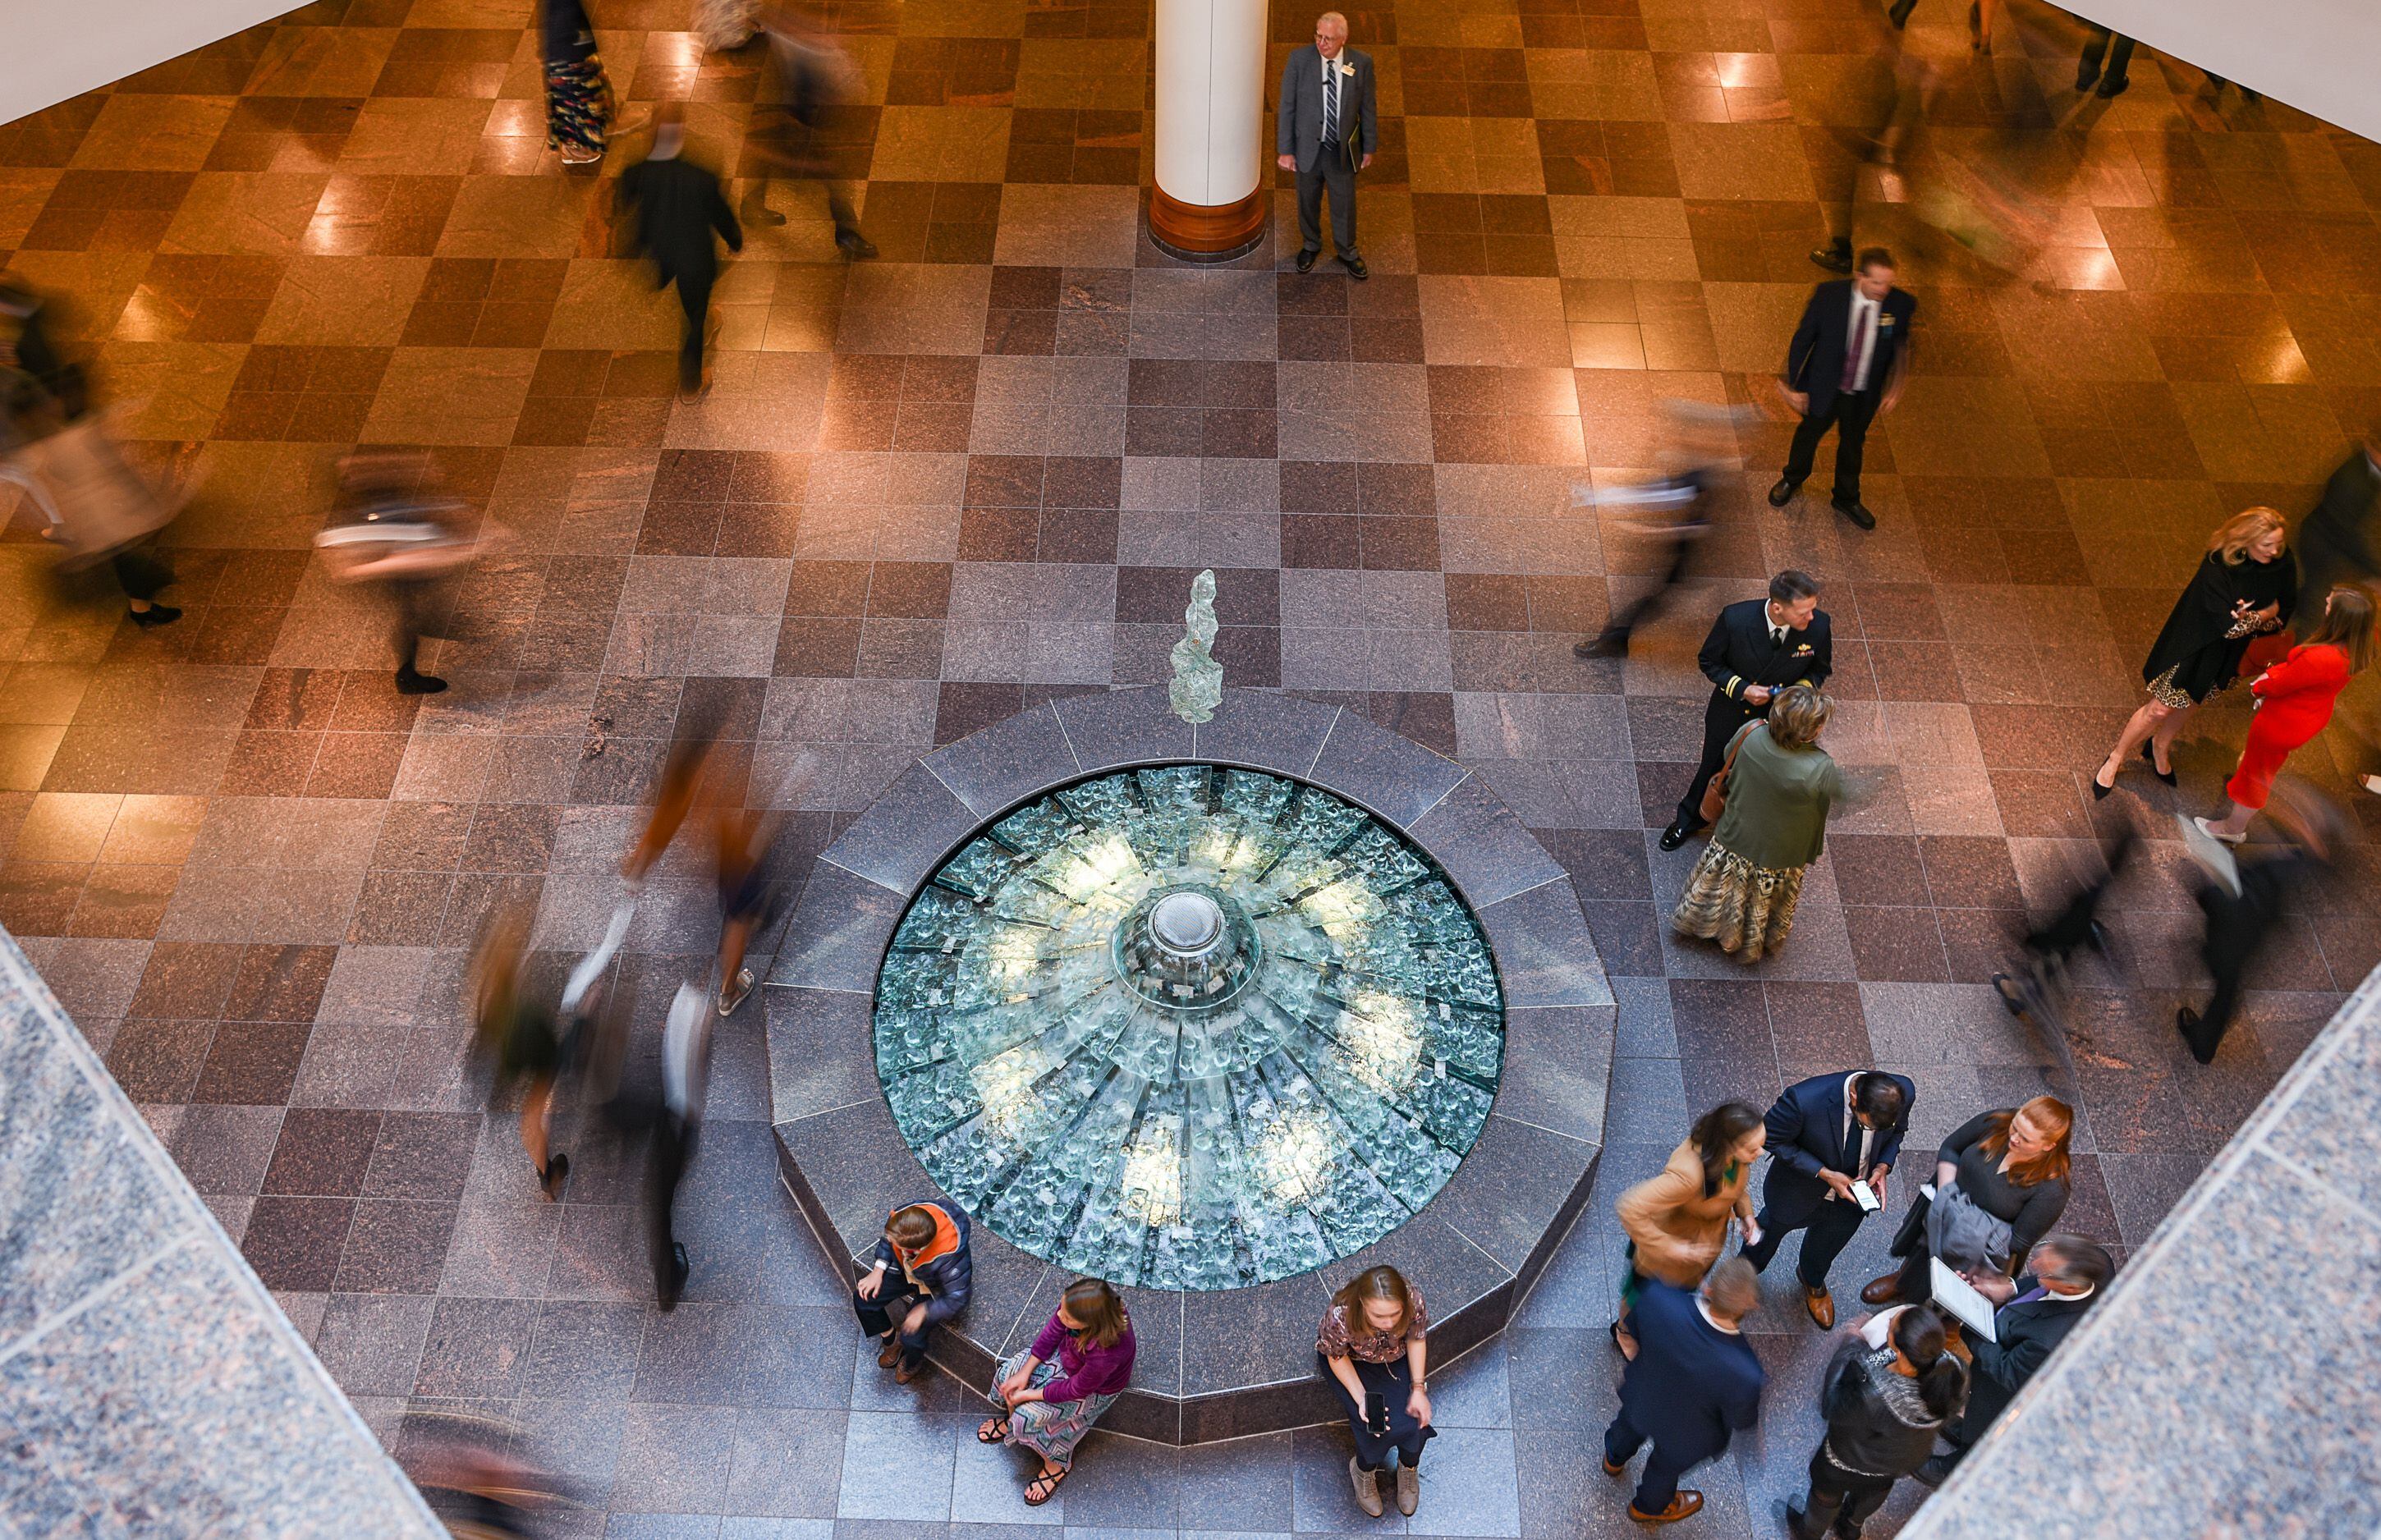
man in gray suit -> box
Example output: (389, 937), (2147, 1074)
(1276, 11), (1377, 279)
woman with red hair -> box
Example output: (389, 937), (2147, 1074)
(1861, 1097), (2073, 1307)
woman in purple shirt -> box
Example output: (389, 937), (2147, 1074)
(976, 1277), (1135, 1505)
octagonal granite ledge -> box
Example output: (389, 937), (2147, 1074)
(764, 685), (1615, 1443)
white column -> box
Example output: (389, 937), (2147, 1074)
(1149, 0), (1271, 259)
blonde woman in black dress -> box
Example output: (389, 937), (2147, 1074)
(2093, 507), (2296, 799)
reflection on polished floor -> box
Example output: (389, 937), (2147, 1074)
(2, 0), (2379, 1532)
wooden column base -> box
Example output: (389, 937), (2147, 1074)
(1149, 183), (1267, 262)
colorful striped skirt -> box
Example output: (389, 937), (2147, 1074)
(990, 1354), (1119, 1469)
(544, 56), (612, 158)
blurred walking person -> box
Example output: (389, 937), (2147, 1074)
(1573, 402), (1740, 659)
(2196, 587), (2374, 845)
(542, 0), (613, 165)
(2177, 781), (2343, 1066)
(470, 911), (570, 1199)
(1600, 1260), (1764, 1526)
(2074, 21), (2136, 98)
(649, 978), (715, 1309)
(743, 4), (877, 258)
(713, 807), (778, 1015)
(2093, 507), (2296, 799)
(316, 450), (484, 695)
(1672, 685), (1847, 963)
(2294, 438), (2379, 603)
(618, 103), (744, 402)
(1613, 1101), (1764, 1359)
(1990, 826), (2138, 1063)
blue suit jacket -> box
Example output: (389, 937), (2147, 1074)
(1759, 1071), (1915, 1226)
(1617, 1281), (1764, 1466)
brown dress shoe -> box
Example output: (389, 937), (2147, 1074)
(1804, 1284), (1836, 1329)
(878, 1336), (901, 1368)
(1859, 1272), (1904, 1307)
(894, 1358), (925, 1384)
(1629, 1490), (1703, 1524)
(1603, 1456), (1627, 1479)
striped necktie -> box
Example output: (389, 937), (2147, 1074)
(1322, 63), (1340, 147)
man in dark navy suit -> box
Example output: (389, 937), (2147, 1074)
(1741, 1070), (1915, 1327)
(1913, 1235), (2110, 1487)
(1769, 247), (1915, 531)
(1601, 1260), (1765, 1525)
(1660, 570), (1834, 851)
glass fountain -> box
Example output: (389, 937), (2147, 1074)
(872, 764), (1505, 1290)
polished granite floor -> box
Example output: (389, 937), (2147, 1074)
(3, 0), (2379, 1533)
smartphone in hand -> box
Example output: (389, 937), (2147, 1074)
(1851, 1180), (1881, 1213)
(1365, 1391), (1388, 1434)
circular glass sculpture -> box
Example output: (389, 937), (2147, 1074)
(872, 764), (1505, 1290)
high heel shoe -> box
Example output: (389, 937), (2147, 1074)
(2092, 761), (2117, 800)
(2141, 740), (2177, 786)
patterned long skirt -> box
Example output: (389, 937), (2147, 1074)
(1671, 841), (1805, 963)
(990, 1354), (1120, 1469)
(544, 56), (613, 158)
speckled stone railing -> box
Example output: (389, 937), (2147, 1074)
(1906, 960), (2381, 1539)
(0, 928), (440, 1538)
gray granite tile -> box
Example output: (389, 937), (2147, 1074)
(765, 988), (882, 1127)
(1305, 713), (1467, 830)
(924, 704), (1080, 820)
(1472, 880), (1613, 1010)
(1191, 692), (1339, 779)
(835, 1411), (966, 1521)
(765, 864), (906, 992)
(822, 762), (984, 894)
(1053, 688), (1191, 773)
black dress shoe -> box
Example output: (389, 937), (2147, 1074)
(129, 604), (181, 628)
(2095, 74), (2130, 99)
(1295, 248), (1319, 273)
(1768, 477), (1799, 508)
(1810, 244), (1853, 274)
(837, 230), (879, 259)
(1912, 1455), (1954, 1489)
(1340, 253), (1369, 280)
(1832, 499), (1877, 530)
(2075, 62), (2100, 90)
(1658, 821), (1697, 852)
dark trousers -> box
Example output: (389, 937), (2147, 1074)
(646, 1111), (696, 1306)
(1296, 153), (1359, 258)
(2080, 26), (2135, 87)
(1790, 1444), (1896, 1538)
(390, 577), (436, 676)
(1675, 690), (1757, 830)
(1600, 532), (1695, 644)
(1782, 387), (1880, 506)
(1320, 1354), (1432, 1470)
(855, 1284), (937, 1372)
(1742, 1193), (1868, 1288)
(670, 268), (713, 390)
(111, 548), (172, 603)
(1603, 1408), (1695, 1517)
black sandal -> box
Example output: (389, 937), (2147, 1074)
(1024, 1464), (1069, 1506)
(976, 1417), (1009, 1444)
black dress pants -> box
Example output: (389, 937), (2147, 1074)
(1603, 1408), (1695, 1517)
(855, 1284), (937, 1372)
(2080, 26), (2135, 87)
(1790, 1444), (1896, 1538)
(671, 268), (713, 390)
(1319, 1354), (1432, 1470)
(1741, 1194), (1868, 1288)
(1782, 388), (1880, 506)
(1674, 691), (1756, 830)
(1296, 153), (1359, 258)
(646, 1110), (696, 1306)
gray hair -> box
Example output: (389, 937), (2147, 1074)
(2035, 1236), (2113, 1291)
(1316, 11), (1348, 32)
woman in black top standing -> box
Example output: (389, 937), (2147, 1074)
(1861, 1096), (2071, 1306)
(2094, 507), (2296, 798)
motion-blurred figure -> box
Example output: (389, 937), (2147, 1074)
(315, 450), (484, 695)
(2074, 22), (2136, 99)
(713, 806), (779, 1015)
(618, 103), (744, 401)
(742, 4), (876, 258)
(1573, 402), (1744, 659)
(2, 280), (184, 626)
(470, 910), (571, 1199)
(1809, 3), (1915, 273)
(402, 1410), (571, 1538)
(694, 0), (759, 51)
(1990, 826), (2137, 1069)
(2175, 781), (2344, 1066)
(2294, 438), (2379, 607)
(541, 0), (613, 165)
(649, 979), (714, 1309)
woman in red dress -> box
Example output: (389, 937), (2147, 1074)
(2195, 585), (2375, 843)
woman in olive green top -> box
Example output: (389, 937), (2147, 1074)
(1673, 685), (1843, 961)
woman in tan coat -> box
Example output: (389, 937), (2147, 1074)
(1612, 1101), (1766, 1359)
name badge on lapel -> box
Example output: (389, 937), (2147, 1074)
(1879, 314), (1895, 328)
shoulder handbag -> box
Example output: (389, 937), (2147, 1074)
(1698, 722), (1759, 825)
(1888, 1185), (1932, 1258)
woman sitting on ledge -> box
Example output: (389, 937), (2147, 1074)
(978, 1276), (1135, 1506)
(854, 1201), (972, 1384)
(1318, 1264), (1434, 1519)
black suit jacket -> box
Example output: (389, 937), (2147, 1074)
(1700, 598), (1833, 718)
(617, 155), (743, 286)
(1957, 1276), (2094, 1437)
(2295, 446), (2379, 599)
(1759, 1070), (1916, 1226)
(1785, 280), (1916, 418)
(1616, 1279), (1764, 1466)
